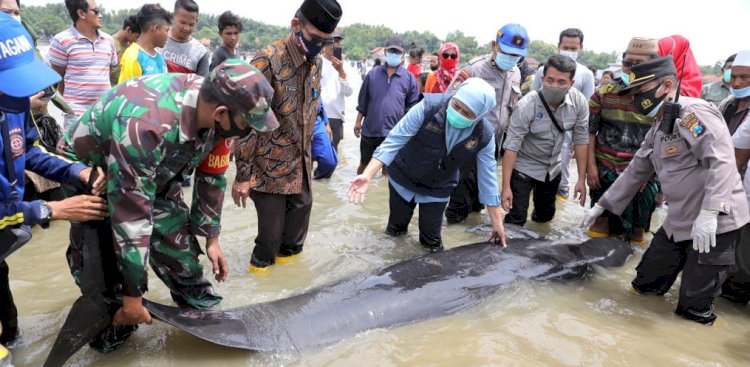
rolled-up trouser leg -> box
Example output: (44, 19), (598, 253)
(676, 229), (738, 325)
(149, 196), (221, 310)
(631, 227), (686, 295)
(0, 261), (18, 346)
(386, 182), (417, 236)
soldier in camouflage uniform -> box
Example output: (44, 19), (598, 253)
(58, 59), (279, 351)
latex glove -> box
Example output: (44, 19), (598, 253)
(692, 210), (718, 253)
(580, 203), (605, 229)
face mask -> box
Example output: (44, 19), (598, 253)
(11, 14), (21, 23)
(731, 85), (750, 99)
(559, 50), (578, 62)
(441, 58), (458, 70)
(295, 30), (322, 58)
(723, 69), (732, 84)
(633, 83), (666, 116)
(645, 101), (664, 118)
(215, 113), (247, 139)
(620, 71), (630, 86)
(385, 52), (402, 67)
(430, 64), (439, 71)
(494, 52), (521, 71)
(540, 85), (569, 105)
(446, 104), (475, 129)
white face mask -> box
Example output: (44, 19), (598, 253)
(559, 50), (578, 62)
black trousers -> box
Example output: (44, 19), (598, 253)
(504, 170), (560, 226)
(632, 227), (738, 323)
(385, 183), (448, 248)
(329, 118), (344, 152)
(0, 261), (18, 345)
(445, 163), (483, 223)
(721, 224), (750, 304)
(250, 177), (313, 267)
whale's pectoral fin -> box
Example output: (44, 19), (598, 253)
(43, 295), (110, 367)
(144, 299), (255, 350)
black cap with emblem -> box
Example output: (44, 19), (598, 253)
(619, 55), (677, 93)
(298, 0), (342, 34)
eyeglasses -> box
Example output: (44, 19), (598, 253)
(300, 26), (332, 47)
(87, 8), (101, 16)
(442, 53), (458, 59)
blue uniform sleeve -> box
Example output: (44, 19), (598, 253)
(312, 113), (338, 179)
(0, 199), (44, 229)
(372, 101), (426, 165)
(356, 72), (370, 115)
(477, 135), (501, 206)
(24, 115), (85, 184)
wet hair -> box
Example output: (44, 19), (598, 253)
(174, 0), (199, 14)
(122, 15), (141, 33)
(409, 43), (425, 59)
(64, 0), (88, 23)
(543, 54), (577, 80)
(137, 4), (172, 31)
(602, 70), (614, 79)
(558, 28), (584, 45)
(218, 10), (243, 33)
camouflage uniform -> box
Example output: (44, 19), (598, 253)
(59, 73), (227, 309)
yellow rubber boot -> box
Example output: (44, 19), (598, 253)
(275, 253), (300, 264)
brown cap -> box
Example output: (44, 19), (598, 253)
(209, 59), (279, 132)
(626, 37), (659, 57)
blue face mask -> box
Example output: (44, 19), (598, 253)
(731, 85), (750, 99)
(620, 71), (630, 86)
(446, 104), (475, 129)
(385, 52), (402, 67)
(724, 69), (732, 84)
(494, 52), (521, 71)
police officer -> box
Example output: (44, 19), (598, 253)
(445, 23), (528, 223)
(581, 56), (750, 325)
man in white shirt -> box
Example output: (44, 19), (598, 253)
(320, 28), (353, 151)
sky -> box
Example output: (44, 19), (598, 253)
(23, 0), (749, 65)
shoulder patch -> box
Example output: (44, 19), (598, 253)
(678, 113), (705, 137)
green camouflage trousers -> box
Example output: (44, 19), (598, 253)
(67, 194), (222, 310)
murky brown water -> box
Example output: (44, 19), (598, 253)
(6, 71), (750, 366)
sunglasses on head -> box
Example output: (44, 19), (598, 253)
(442, 53), (457, 59)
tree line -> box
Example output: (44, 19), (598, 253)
(25, 3), (638, 71)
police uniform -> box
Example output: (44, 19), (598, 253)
(597, 57), (750, 324)
(445, 55), (521, 222)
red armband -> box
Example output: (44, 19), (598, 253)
(197, 138), (233, 174)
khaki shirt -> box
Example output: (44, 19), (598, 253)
(599, 97), (750, 241)
(503, 89), (589, 181)
(451, 55), (521, 134)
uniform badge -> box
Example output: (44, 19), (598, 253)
(9, 128), (23, 159)
(465, 138), (478, 150)
(678, 113), (705, 138)
(664, 144), (680, 156)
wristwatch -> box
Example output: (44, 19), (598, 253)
(39, 200), (52, 229)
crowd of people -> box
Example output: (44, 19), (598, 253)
(1, 0), (749, 363)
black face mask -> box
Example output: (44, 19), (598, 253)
(633, 83), (665, 116)
(430, 64), (439, 71)
(295, 30), (323, 59)
(215, 112), (246, 139)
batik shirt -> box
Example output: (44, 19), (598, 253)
(58, 73), (225, 297)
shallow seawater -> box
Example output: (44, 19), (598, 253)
(6, 67), (750, 367)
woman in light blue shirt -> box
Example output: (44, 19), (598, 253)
(348, 78), (507, 251)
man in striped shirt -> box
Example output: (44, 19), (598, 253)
(48, 0), (117, 130)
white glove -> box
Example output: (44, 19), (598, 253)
(691, 210), (718, 253)
(580, 203), (605, 229)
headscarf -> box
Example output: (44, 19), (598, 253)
(658, 35), (702, 98)
(433, 42), (460, 93)
(445, 77), (496, 148)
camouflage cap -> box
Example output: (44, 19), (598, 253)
(209, 59), (279, 132)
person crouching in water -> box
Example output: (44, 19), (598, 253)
(348, 78), (507, 251)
